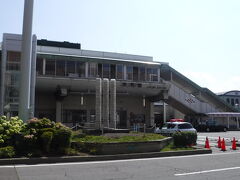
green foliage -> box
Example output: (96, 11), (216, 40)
(0, 146), (15, 158)
(161, 142), (194, 152)
(0, 116), (24, 146)
(73, 133), (164, 143)
(40, 131), (53, 153)
(51, 127), (72, 154)
(173, 132), (197, 147)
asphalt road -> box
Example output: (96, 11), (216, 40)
(1, 131), (240, 180)
(1, 151), (240, 180)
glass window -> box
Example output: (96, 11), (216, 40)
(45, 59), (56, 76)
(147, 68), (158, 82)
(127, 66), (133, 80)
(139, 67), (145, 81)
(76, 62), (85, 77)
(56, 60), (65, 76)
(133, 66), (139, 81)
(36, 58), (43, 75)
(116, 64), (123, 79)
(110, 64), (116, 79)
(98, 64), (102, 78)
(66, 61), (75, 75)
(7, 51), (21, 62)
(231, 99), (234, 106)
(236, 99), (239, 105)
(88, 63), (97, 78)
(178, 123), (193, 129)
(103, 64), (110, 78)
(227, 98), (230, 103)
(6, 51), (21, 71)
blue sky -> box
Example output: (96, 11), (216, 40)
(1, 0), (240, 93)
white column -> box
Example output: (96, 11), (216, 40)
(110, 79), (116, 129)
(237, 117), (239, 129)
(19, 0), (34, 122)
(149, 102), (155, 126)
(227, 116), (230, 129)
(95, 78), (102, 129)
(163, 102), (167, 123)
(102, 78), (109, 128)
(43, 58), (46, 75)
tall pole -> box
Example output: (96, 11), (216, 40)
(19, 0), (34, 121)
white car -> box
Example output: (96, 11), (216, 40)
(155, 122), (197, 136)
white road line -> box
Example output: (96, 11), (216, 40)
(1, 151), (240, 168)
(175, 166), (240, 176)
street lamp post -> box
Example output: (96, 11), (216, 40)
(19, 0), (34, 122)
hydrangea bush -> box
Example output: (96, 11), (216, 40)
(0, 116), (24, 146)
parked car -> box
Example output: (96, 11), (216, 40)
(155, 122), (197, 136)
(196, 120), (227, 132)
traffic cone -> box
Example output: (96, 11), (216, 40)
(221, 138), (226, 151)
(205, 137), (210, 149)
(232, 137), (237, 150)
(217, 136), (221, 148)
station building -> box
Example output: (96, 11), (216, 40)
(0, 33), (239, 130)
(0, 33), (170, 129)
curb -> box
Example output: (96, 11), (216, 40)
(0, 148), (212, 166)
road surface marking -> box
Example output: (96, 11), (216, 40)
(175, 166), (240, 176)
(1, 151), (240, 168)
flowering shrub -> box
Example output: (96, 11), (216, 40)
(0, 116), (24, 146)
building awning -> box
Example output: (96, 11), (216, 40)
(206, 112), (240, 117)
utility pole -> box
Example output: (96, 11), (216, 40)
(19, 0), (34, 122)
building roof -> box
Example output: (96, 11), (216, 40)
(217, 90), (240, 96)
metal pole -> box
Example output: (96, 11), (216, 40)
(19, 0), (34, 121)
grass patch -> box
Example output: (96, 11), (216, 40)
(73, 133), (165, 143)
(160, 142), (195, 152)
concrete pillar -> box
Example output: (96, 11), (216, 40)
(0, 36), (7, 115)
(30, 35), (37, 118)
(227, 116), (230, 129)
(43, 58), (46, 75)
(102, 78), (109, 128)
(163, 101), (167, 123)
(19, 0), (34, 122)
(56, 101), (62, 122)
(237, 117), (239, 129)
(149, 102), (155, 126)
(110, 79), (116, 129)
(95, 78), (102, 129)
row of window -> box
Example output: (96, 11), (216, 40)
(226, 98), (240, 107)
(36, 58), (159, 82)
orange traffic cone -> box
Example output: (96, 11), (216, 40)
(221, 138), (226, 151)
(232, 137), (237, 150)
(205, 137), (210, 149)
(217, 136), (221, 148)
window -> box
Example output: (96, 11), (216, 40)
(116, 64), (123, 79)
(133, 66), (139, 81)
(139, 67), (145, 81)
(231, 98), (234, 106)
(45, 59), (56, 75)
(227, 98), (230, 103)
(36, 58), (43, 75)
(103, 64), (110, 78)
(110, 64), (116, 79)
(147, 68), (158, 81)
(66, 61), (75, 75)
(76, 62), (85, 77)
(178, 123), (193, 129)
(56, 60), (65, 76)
(88, 63), (97, 77)
(6, 51), (21, 71)
(97, 64), (102, 78)
(126, 66), (133, 80)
